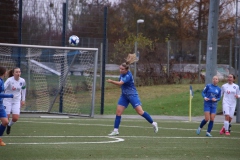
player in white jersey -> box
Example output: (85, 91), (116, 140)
(3, 67), (26, 135)
(219, 74), (239, 136)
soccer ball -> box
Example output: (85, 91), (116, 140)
(69, 35), (80, 46)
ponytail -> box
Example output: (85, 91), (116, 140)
(8, 69), (14, 77)
(8, 67), (20, 78)
(121, 53), (138, 70)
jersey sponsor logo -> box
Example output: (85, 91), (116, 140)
(227, 91), (230, 94)
(12, 86), (16, 90)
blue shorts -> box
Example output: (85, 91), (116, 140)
(204, 102), (217, 114)
(0, 107), (7, 118)
(118, 94), (142, 108)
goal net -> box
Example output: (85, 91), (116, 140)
(0, 43), (98, 117)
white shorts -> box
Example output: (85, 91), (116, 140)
(222, 104), (236, 118)
(3, 101), (21, 115)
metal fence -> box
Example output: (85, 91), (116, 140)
(106, 39), (235, 85)
(0, 0), (104, 48)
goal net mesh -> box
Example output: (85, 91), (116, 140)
(0, 43), (98, 117)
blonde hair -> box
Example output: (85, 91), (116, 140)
(121, 53), (138, 70)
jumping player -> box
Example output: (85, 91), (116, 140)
(0, 66), (13, 146)
(196, 76), (221, 137)
(219, 74), (239, 136)
(3, 67), (26, 135)
(106, 54), (158, 136)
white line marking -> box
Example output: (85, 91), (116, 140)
(119, 136), (240, 140)
(19, 121), (240, 134)
(5, 135), (240, 139)
(6, 136), (124, 145)
(40, 116), (69, 119)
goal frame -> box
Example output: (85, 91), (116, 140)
(0, 43), (98, 117)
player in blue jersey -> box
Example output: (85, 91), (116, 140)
(106, 54), (158, 136)
(0, 66), (13, 146)
(196, 76), (221, 137)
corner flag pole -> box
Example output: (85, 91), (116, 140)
(189, 85), (193, 122)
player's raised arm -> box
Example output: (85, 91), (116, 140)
(106, 79), (124, 86)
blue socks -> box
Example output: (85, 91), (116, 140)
(200, 119), (207, 128)
(141, 112), (153, 124)
(113, 112), (153, 130)
(0, 124), (6, 136)
(199, 119), (214, 133)
(207, 121), (214, 133)
(114, 115), (121, 129)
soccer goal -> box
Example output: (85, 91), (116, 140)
(0, 43), (98, 117)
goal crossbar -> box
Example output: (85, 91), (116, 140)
(0, 43), (98, 51)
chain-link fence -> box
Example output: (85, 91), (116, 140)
(0, 0), (104, 48)
(107, 39), (235, 85)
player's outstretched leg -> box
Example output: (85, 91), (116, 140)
(141, 111), (158, 133)
(108, 115), (121, 136)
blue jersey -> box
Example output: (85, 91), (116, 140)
(202, 84), (221, 103)
(0, 78), (13, 109)
(119, 71), (138, 95)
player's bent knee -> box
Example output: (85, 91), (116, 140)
(204, 118), (209, 121)
(225, 115), (230, 121)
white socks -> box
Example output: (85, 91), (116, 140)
(224, 120), (229, 131)
(8, 120), (15, 127)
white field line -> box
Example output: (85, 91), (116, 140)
(6, 136), (124, 145)
(5, 135), (240, 145)
(19, 120), (240, 134)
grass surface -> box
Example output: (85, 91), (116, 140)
(97, 83), (225, 116)
(1, 118), (239, 160)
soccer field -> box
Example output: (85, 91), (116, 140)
(1, 117), (240, 160)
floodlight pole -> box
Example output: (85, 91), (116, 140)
(205, 0), (220, 84)
(236, 0), (240, 123)
(134, 19), (144, 82)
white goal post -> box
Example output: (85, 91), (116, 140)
(0, 43), (98, 117)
